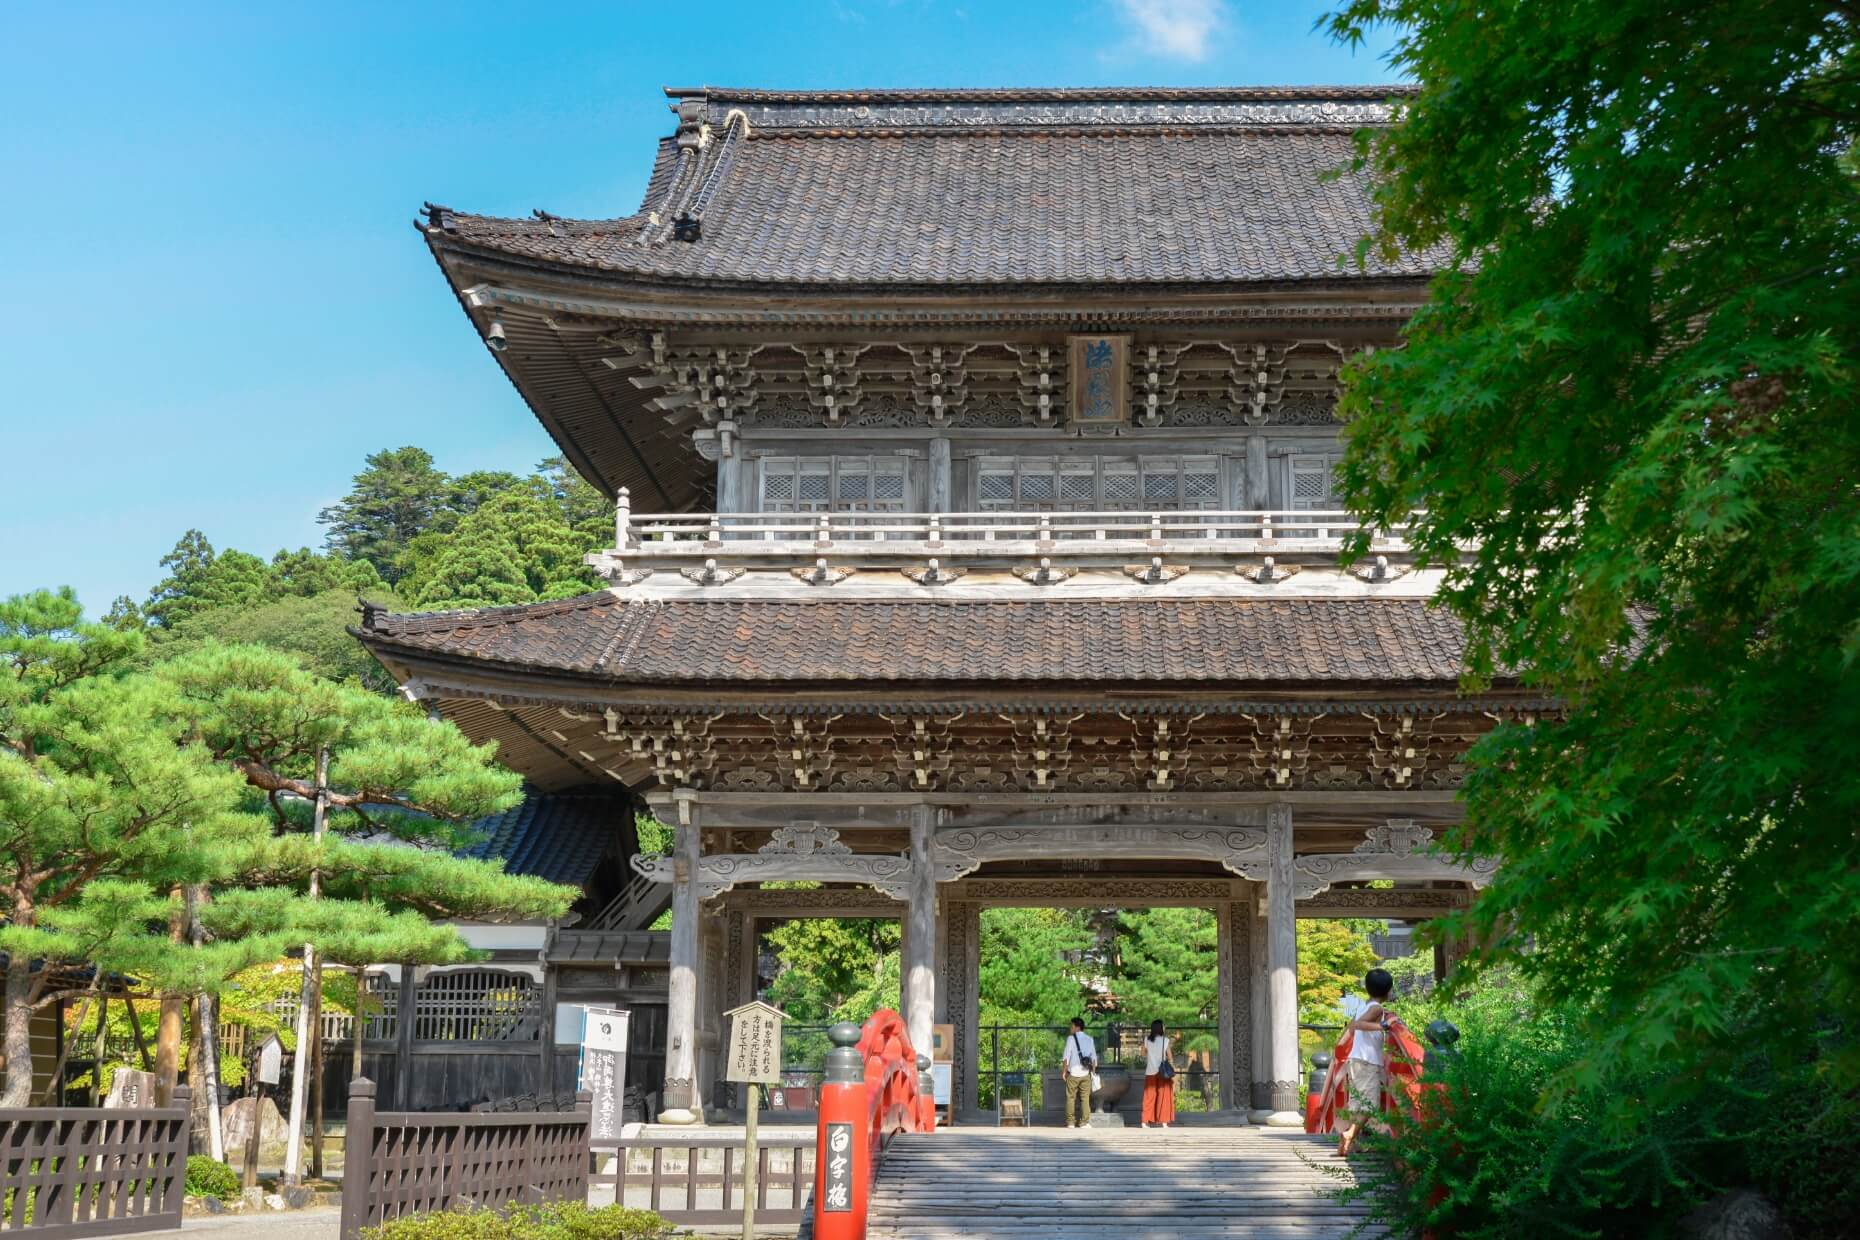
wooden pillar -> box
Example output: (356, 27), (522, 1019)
(658, 807), (703, 1124)
(1264, 803), (1302, 1125)
(928, 437), (953, 511)
(938, 897), (979, 1118)
(394, 967), (417, 1109)
(716, 446), (745, 514)
(1248, 885), (1273, 1122)
(539, 949), (559, 1098)
(697, 899), (724, 1110)
(960, 902), (980, 1115)
(1243, 433), (1269, 509)
(1215, 900), (1240, 1114)
(904, 807), (938, 1058)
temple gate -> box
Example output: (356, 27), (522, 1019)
(358, 83), (1532, 1128)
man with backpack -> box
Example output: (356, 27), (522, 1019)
(1060, 1016), (1097, 1129)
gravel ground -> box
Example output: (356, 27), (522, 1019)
(157, 1207), (342, 1240)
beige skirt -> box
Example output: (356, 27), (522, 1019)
(1342, 1058), (1384, 1119)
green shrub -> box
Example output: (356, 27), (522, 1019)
(360, 1201), (672, 1240)
(1329, 973), (1860, 1238)
(184, 1155), (240, 1202)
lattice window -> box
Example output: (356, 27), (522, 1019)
(759, 456), (910, 513)
(412, 970), (540, 1042)
(267, 970), (398, 1042)
(1288, 454), (1342, 511)
(974, 456), (1223, 513)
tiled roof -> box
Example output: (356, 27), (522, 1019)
(462, 785), (630, 887)
(426, 85), (1442, 288)
(358, 592), (1473, 686)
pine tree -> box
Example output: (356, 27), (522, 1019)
(1114, 908), (1218, 1038)
(153, 642), (567, 1180)
(316, 447), (451, 583)
(402, 490), (602, 610)
(145, 533), (274, 630)
(0, 590), (266, 1105)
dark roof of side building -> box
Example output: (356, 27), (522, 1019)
(425, 84), (1434, 290)
(357, 591), (1476, 688)
(463, 785), (633, 888)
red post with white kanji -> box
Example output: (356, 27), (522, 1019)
(813, 1021), (870, 1240)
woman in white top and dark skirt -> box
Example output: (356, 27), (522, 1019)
(1141, 1020), (1175, 1128)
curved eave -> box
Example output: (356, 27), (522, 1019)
(428, 226), (1441, 307)
(424, 230), (1434, 503)
(357, 627), (1529, 713)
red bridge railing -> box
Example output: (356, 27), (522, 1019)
(812, 1010), (935, 1240)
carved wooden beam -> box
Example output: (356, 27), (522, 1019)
(1290, 820), (1499, 897)
(931, 822), (1270, 880)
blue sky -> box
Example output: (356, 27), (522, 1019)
(0, 1), (1400, 614)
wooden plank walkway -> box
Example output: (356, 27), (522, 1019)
(865, 1127), (1383, 1239)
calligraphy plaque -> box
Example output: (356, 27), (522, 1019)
(822, 1121), (854, 1213)
(576, 1006), (630, 1141)
(724, 1000), (785, 1085)
(1068, 334), (1130, 426)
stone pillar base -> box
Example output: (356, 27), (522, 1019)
(655, 1106), (703, 1125)
(1264, 1110), (1304, 1128)
(1247, 1108), (1275, 1124)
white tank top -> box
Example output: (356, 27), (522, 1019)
(1348, 1008), (1385, 1066)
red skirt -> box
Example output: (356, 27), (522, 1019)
(1142, 1074), (1175, 1124)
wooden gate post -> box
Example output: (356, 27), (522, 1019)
(340, 1078), (377, 1240)
(811, 1022), (869, 1240)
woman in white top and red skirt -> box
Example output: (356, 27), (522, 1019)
(1141, 1020), (1175, 1128)
(1311, 967), (1428, 1157)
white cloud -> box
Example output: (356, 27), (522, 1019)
(1114, 0), (1228, 62)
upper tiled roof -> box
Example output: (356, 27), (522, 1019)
(426, 85), (1441, 289)
(462, 785), (630, 887)
(357, 591), (1473, 687)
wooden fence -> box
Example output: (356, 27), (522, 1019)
(590, 1135), (813, 1227)
(0, 1087), (190, 1239)
(338, 1078), (590, 1240)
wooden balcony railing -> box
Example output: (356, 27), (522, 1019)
(590, 491), (1423, 578)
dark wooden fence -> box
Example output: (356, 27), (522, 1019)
(0, 1086), (190, 1239)
(338, 1078), (590, 1239)
(591, 1135), (813, 1227)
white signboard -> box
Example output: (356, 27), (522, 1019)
(930, 1062), (952, 1106)
(255, 1034), (283, 1086)
(724, 1001), (785, 1085)
(576, 1007), (630, 1141)
(584, 1007), (630, 1054)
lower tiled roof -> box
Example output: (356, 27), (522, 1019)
(462, 785), (631, 887)
(359, 592), (1473, 686)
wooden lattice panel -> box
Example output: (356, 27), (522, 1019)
(0, 1093), (189, 1239)
(412, 970), (539, 1043)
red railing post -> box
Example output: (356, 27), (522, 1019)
(813, 1021), (870, 1240)
(812, 1010), (934, 1239)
